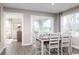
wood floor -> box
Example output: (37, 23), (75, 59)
(1, 40), (79, 55)
(1, 41), (33, 55)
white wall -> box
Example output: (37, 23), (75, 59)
(0, 5), (6, 53)
(0, 6), (1, 42)
(4, 7), (59, 46)
(72, 37), (79, 49)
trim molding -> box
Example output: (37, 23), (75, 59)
(22, 43), (32, 46)
(72, 45), (79, 49)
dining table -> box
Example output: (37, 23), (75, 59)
(36, 35), (72, 55)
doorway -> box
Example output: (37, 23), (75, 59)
(4, 12), (23, 47)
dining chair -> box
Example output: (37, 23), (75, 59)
(34, 39), (41, 55)
(32, 32), (41, 55)
(61, 33), (72, 55)
(47, 33), (60, 55)
(33, 33), (47, 55)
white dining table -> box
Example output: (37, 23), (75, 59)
(37, 36), (72, 55)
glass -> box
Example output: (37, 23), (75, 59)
(61, 12), (79, 37)
(32, 19), (51, 34)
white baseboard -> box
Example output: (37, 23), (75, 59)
(72, 45), (79, 49)
(22, 43), (32, 46)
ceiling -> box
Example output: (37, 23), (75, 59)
(2, 3), (79, 13)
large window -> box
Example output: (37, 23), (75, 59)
(32, 16), (54, 37)
(32, 19), (51, 34)
(61, 12), (79, 37)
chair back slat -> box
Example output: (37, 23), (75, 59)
(61, 33), (72, 55)
(49, 33), (60, 55)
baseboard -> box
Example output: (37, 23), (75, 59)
(72, 45), (79, 49)
(22, 43), (32, 46)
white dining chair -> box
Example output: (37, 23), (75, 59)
(48, 33), (60, 55)
(33, 33), (48, 55)
(61, 33), (72, 55)
(33, 39), (41, 55)
(32, 32), (41, 55)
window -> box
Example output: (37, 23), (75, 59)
(32, 19), (51, 34)
(32, 16), (54, 36)
(61, 12), (79, 37)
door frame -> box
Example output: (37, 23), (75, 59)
(4, 12), (24, 47)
